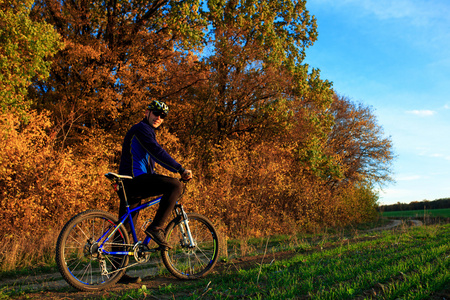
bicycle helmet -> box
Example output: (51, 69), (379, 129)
(147, 100), (169, 115)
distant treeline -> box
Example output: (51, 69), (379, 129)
(379, 198), (450, 212)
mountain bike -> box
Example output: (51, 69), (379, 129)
(55, 172), (220, 291)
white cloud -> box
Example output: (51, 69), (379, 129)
(405, 110), (436, 116)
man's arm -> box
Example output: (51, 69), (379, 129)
(136, 124), (183, 173)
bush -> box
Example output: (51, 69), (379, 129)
(0, 110), (381, 271)
(179, 134), (379, 238)
(0, 110), (117, 270)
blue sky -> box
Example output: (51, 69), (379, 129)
(303, 0), (450, 205)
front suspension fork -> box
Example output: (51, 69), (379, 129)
(174, 204), (196, 248)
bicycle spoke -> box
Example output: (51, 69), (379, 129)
(56, 210), (130, 291)
(162, 213), (219, 279)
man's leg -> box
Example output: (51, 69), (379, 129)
(128, 174), (183, 247)
(151, 178), (183, 229)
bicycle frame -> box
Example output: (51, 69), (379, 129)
(99, 174), (196, 256)
(98, 197), (161, 256)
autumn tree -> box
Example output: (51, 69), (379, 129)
(197, 0), (319, 143)
(158, 0), (351, 233)
(29, 0), (207, 146)
(168, 0), (334, 161)
(326, 94), (394, 186)
(0, 0), (62, 116)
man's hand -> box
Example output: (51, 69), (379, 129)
(181, 169), (193, 181)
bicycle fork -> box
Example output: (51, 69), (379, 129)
(174, 204), (196, 248)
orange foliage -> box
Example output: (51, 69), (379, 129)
(173, 133), (379, 238)
(0, 110), (119, 269)
(0, 106), (382, 270)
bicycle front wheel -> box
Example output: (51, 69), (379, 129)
(162, 213), (220, 279)
(55, 210), (130, 291)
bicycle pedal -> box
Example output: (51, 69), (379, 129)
(143, 248), (159, 253)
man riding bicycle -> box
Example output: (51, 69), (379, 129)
(117, 100), (192, 282)
(54, 101), (221, 288)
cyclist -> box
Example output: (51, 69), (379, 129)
(116, 100), (192, 283)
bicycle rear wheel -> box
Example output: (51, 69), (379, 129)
(55, 210), (130, 291)
(162, 213), (220, 279)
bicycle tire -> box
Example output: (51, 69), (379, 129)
(55, 209), (130, 291)
(162, 213), (220, 279)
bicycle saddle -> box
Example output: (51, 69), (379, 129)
(104, 172), (133, 180)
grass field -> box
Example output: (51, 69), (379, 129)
(107, 223), (450, 299)
(1, 221), (448, 299)
(381, 208), (450, 218)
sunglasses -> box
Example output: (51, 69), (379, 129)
(152, 110), (167, 119)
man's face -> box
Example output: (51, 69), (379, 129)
(146, 110), (165, 128)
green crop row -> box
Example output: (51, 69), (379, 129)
(131, 224), (450, 299)
(381, 208), (450, 218)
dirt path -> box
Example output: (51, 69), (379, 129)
(366, 219), (422, 232)
(2, 219), (422, 299)
(0, 257), (166, 298)
(3, 251), (299, 300)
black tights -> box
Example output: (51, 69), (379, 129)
(118, 174), (183, 234)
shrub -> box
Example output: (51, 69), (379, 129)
(0, 110), (116, 270)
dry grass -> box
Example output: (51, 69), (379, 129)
(1, 231), (57, 272)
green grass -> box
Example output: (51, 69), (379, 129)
(382, 208), (450, 218)
(117, 224), (450, 299)
(2, 222), (448, 299)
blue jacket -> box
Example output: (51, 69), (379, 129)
(119, 118), (183, 177)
